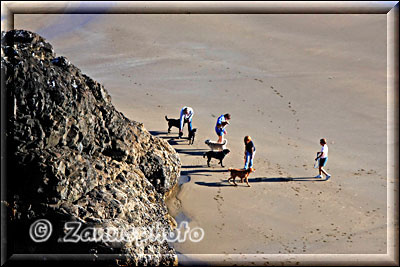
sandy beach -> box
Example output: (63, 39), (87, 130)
(14, 8), (393, 265)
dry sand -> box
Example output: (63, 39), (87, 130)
(14, 11), (392, 264)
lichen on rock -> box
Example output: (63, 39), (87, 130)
(1, 29), (181, 266)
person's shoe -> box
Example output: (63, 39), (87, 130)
(314, 175), (322, 178)
(326, 174), (331, 180)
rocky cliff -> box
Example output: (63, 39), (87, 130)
(1, 30), (181, 266)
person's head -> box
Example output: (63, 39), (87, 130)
(183, 107), (189, 114)
(320, 138), (327, 145)
(224, 113), (231, 120)
(244, 136), (252, 144)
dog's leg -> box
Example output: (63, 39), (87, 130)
(207, 156), (211, 167)
(220, 159), (224, 168)
(232, 175), (238, 186)
(245, 174), (251, 187)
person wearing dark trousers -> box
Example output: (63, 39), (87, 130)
(244, 136), (256, 170)
(179, 106), (193, 138)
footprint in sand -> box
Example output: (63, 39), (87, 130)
(214, 188), (225, 218)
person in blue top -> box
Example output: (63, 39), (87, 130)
(179, 107), (194, 138)
(244, 136), (256, 170)
(215, 113), (231, 143)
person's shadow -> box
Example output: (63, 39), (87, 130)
(149, 130), (194, 146)
(248, 176), (327, 183)
(195, 176), (327, 187)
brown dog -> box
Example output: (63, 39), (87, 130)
(227, 168), (255, 187)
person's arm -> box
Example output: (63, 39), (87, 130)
(179, 110), (185, 131)
(315, 152), (322, 161)
(319, 145), (327, 158)
(220, 121), (228, 133)
(216, 116), (223, 128)
(187, 109), (194, 121)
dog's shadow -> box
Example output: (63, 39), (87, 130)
(149, 131), (193, 146)
(175, 148), (208, 156)
(149, 130), (183, 139)
(168, 139), (191, 146)
(149, 130), (168, 136)
(195, 181), (232, 187)
(182, 168), (227, 177)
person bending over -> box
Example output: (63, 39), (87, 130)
(179, 106), (194, 138)
(215, 113), (231, 143)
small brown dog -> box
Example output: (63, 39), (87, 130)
(227, 168), (255, 187)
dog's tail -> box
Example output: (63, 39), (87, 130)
(165, 115), (169, 121)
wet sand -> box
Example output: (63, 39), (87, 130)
(14, 11), (391, 265)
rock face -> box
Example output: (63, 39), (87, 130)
(1, 30), (181, 265)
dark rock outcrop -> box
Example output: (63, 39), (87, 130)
(1, 30), (181, 266)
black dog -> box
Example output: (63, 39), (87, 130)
(165, 115), (180, 134)
(188, 128), (197, 145)
(203, 149), (230, 167)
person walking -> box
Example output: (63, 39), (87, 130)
(315, 138), (331, 180)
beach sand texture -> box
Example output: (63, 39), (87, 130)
(15, 12), (389, 262)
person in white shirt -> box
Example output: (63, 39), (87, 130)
(315, 138), (331, 180)
(179, 107), (194, 138)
